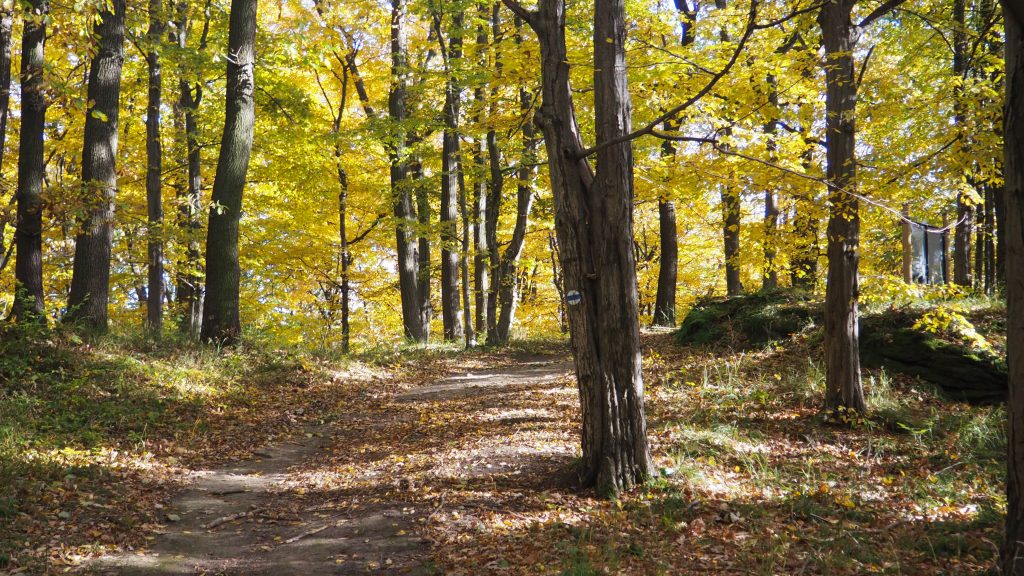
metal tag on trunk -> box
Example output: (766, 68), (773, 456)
(566, 290), (582, 306)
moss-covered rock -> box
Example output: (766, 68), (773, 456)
(674, 290), (1007, 404)
(675, 290), (820, 348)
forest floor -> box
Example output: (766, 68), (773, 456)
(0, 326), (1006, 575)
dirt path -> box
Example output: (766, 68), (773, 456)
(91, 352), (573, 575)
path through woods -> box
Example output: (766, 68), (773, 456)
(91, 352), (575, 575)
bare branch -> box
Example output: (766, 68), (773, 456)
(500, 0), (537, 29)
(858, 0), (907, 28)
(577, 0), (760, 159)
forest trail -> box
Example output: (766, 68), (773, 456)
(90, 351), (575, 575)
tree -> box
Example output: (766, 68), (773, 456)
(65, 0), (127, 331)
(1001, 4), (1024, 573)
(437, 9), (464, 342)
(389, 0), (428, 343)
(172, 0), (208, 338)
(818, 0), (905, 413)
(819, 0), (865, 412)
(11, 0), (48, 321)
(200, 0), (257, 343)
(146, 0), (166, 334)
(504, 0), (653, 495)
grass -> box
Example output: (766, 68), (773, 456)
(0, 312), (1009, 574)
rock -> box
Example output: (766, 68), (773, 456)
(57, 511), (71, 520)
(165, 513), (181, 522)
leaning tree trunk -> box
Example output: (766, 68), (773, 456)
(819, 0), (866, 413)
(389, 0), (426, 343)
(507, 0), (652, 496)
(200, 0), (257, 343)
(66, 0), (126, 332)
(146, 0), (165, 334)
(494, 77), (539, 343)
(1002, 3), (1024, 574)
(11, 0), (48, 321)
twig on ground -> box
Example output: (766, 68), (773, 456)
(203, 508), (264, 529)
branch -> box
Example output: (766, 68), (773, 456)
(349, 214), (385, 246)
(500, 0), (537, 30)
(858, 0), (907, 28)
(577, 0), (760, 159)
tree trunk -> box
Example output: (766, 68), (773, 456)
(389, 0), (426, 343)
(11, 0), (48, 321)
(0, 6), (11, 175)
(819, 0), (866, 413)
(1001, 4), (1024, 573)
(200, 0), (257, 343)
(439, 13), (464, 342)
(459, 140), (474, 347)
(485, 129), (503, 344)
(510, 0), (652, 495)
(413, 159), (432, 338)
(762, 74), (779, 290)
(653, 130), (678, 327)
(953, 0), (974, 288)
(176, 79), (204, 337)
(146, 0), (165, 334)
(791, 139), (820, 290)
(721, 182), (743, 296)
(170, 0), (206, 338)
(494, 81), (537, 343)
(472, 136), (489, 337)
(66, 0), (126, 332)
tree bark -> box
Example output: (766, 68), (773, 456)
(66, 0), (127, 332)
(953, 0), (975, 288)
(413, 159), (432, 339)
(0, 6), (11, 175)
(509, 0), (652, 495)
(762, 74), (779, 290)
(1001, 3), (1024, 573)
(819, 0), (866, 413)
(11, 0), (48, 321)
(200, 0), (257, 343)
(653, 123), (678, 327)
(493, 44), (538, 343)
(146, 0), (166, 334)
(721, 182), (743, 295)
(389, 0), (427, 343)
(439, 12), (464, 342)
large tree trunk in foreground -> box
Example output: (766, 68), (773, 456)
(510, 0), (652, 496)
(146, 0), (165, 334)
(819, 0), (866, 413)
(1001, 4), (1024, 573)
(66, 0), (126, 332)
(200, 0), (257, 343)
(389, 0), (427, 343)
(11, 0), (48, 321)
